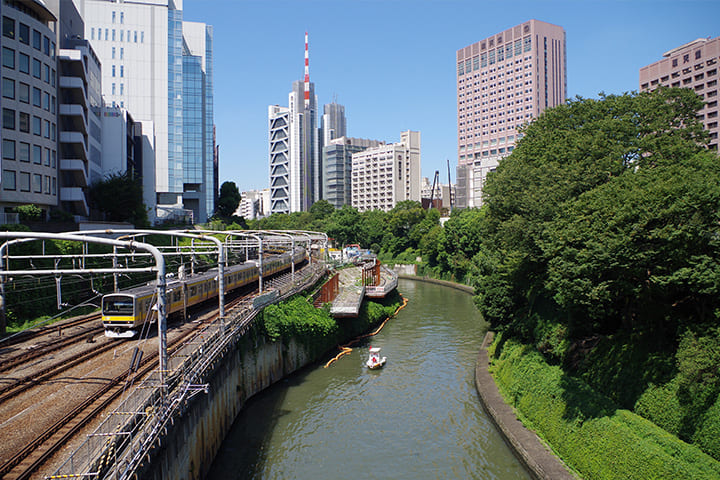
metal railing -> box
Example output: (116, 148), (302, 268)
(49, 263), (327, 480)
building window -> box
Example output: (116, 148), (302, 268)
(112, 47), (116, 59)
(2, 47), (14, 69)
(18, 142), (29, 162)
(44, 175), (50, 194)
(3, 108), (15, 130)
(2, 77), (14, 99)
(2, 140), (15, 160)
(105, 28), (108, 41)
(2, 16), (14, 39)
(120, 12), (124, 24)
(112, 65), (115, 77)
(112, 83), (116, 95)
(672, 58), (678, 68)
(112, 11), (116, 23)
(52, 176), (56, 195)
(19, 112), (28, 132)
(32, 145), (41, 164)
(51, 69), (55, 87)
(141, 31), (144, 43)
(120, 83), (124, 95)
(32, 58), (41, 78)
(91, 27), (94, 40)
(523, 36), (532, 52)
(43, 92), (49, 110)
(696, 50), (702, 60)
(18, 52), (28, 73)
(32, 29), (41, 50)
(134, 31), (137, 42)
(43, 36), (49, 56)
(43, 63), (50, 83)
(19, 23), (29, 44)
(33, 173), (41, 193)
(3, 170), (16, 191)
(120, 47), (124, 59)
(32, 87), (41, 106)
(32, 115), (41, 136)
(112, 29), (115, 41)
(19, 172), (29, 191)
(120, 65), (124, 77)
(43, 120), (50, 139)
(51, 149), (56, 168)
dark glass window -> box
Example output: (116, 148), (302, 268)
(2, 77), (15, 99)
(2, 139), (15, 160)
(18, 82), (29, 103)
(32, 115), (41, 136)
(19, 112), (29, 132)
(18, 53), (29, 74)
(32, 145), (41, 164)
(3, 170), (16, 191)
(3, 108), (15, 130)
(33, 173), (41, 193)
(32, 58), (41, 78)
(19, 172), (30, 191)
(2, 47), (15, 69)
(32, 29), (41, 50)
(43, 36), (50, 56)
(32, 87), (41, 106)
(2, 16), (14, 39)
(18, 23), (29, 44)
(18, 142), (29, 162)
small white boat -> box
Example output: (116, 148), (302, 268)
(366, 347), (386, 370)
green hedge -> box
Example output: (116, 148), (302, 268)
(490, 336), (720, 479)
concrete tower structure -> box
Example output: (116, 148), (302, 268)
(640, 37), (720, 152)
(455, 19), (566, 207)
(270, 32), (320, 214)
(321, 101), (346, 146)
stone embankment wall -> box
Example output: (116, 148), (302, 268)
(138, 321), (326, 480)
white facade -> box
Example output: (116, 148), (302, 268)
(78, 0), (174, 192)
(268, 105), (290, 214)
(287, 80), (319, 212)
(235, 188), (270, 220)
(351, 131), (421, 212)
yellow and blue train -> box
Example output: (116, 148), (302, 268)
(101, 249), (307, 338)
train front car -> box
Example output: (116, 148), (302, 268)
(101, 293), (140, 338)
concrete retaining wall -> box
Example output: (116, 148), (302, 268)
(137, 322), (327, 480)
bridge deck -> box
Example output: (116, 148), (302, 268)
(330, 267), (365, 317)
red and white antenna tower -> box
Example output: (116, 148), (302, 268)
(304, 31), (310, 109)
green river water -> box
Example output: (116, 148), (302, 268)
(207, 278), (530, 479)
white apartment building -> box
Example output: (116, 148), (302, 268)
(351, 131), (421, 212)
(235, 188), (270, 220)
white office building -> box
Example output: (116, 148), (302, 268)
(351, 131), (421, 212)
(75, 0), (214, 223)
(268, 105), (290, 214)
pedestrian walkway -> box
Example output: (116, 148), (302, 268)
(329, 267), (364, 317)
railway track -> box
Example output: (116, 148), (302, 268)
(0, 309), (222, 480)
(0, 314), (103, 374)
(0, 264), (318, 479)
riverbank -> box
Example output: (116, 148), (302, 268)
(399, 274), (573, 479)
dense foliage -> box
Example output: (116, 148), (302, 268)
(89, 172), (149, 226)
(490, 336), (720, 479)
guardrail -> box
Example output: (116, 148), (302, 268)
(365, 265), (398, 298)
(49, 263), (327, 480)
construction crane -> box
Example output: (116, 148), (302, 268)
(429, 170), (440, 210)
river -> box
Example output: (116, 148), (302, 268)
(207, 278), (530, 479)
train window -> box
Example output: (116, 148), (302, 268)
(103, 297), (133, 314)
(190, 286), (196, 296)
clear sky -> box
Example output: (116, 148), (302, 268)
(182, 0), (720, 193)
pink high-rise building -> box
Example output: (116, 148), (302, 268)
(456, 19), (566, 207)
(639, 37), (720, 152)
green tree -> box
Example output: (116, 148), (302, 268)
(89, 172), (148, 226)
(216, 181), (242, 218)
(477, 88), (709, 334)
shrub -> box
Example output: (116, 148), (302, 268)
(490, 338), (720, 479)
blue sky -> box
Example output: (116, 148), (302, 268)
(183, 0), (720, 193)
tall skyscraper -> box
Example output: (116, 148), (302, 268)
(77, 0), (215, 223)
(270, 32), (320, 214)
(321, 102), (346, 146)
(639, 37), (720, 152)
(456, 19), (566, 207)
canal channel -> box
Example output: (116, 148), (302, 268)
(207, 278), (531, 479)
